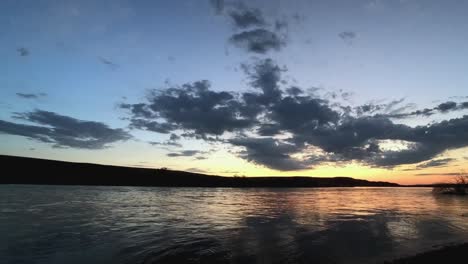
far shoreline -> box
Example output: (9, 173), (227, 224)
(0, 155), (400, 188)
(1, 155), (461, 188)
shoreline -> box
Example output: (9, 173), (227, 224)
(385, 243), (468, 263)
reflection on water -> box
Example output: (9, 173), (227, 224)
(1, 186), (467, 264)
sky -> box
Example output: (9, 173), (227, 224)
(1, 0), (468, 185)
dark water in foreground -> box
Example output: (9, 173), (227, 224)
(1, 186), (467, 264)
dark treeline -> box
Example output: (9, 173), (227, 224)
(0, 155), (399, 187)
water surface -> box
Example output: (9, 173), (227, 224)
(1, 186), (467, 264)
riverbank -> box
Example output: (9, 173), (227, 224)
(0, 155), (399, 187)
(385, 243), (468, 263)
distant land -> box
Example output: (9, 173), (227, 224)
(0, 155), (399, 187)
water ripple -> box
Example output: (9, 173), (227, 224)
(0, 186), (467, 264)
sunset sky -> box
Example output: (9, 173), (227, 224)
(1, 0), (467, 185)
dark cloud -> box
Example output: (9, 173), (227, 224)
(416, 158), (454, 169)
(242, 58), (284, 104)
(16, 93), (47, 99)
(436, 101), (457, 112)
(180, 132), (221, 142)
(366, 116), (468, 167)
(416, 173), (462, 176)
(120, 103), (155, 119)
(338, 31), (357, 44)
(167, 150), (202, 157)
(355, 99), (414, 116)
(268, 95), (339, 132)
(214, 3), (290, 54)
(258, 113), (467, 170)
(378, 100), (468, 119)
(230, 29), (285, 54)
(122, 58), (468, 171)
(228, 7), (266, 29)
(121, 80), (255, 135)
(98, 56), (119, 70)
(17, 47), (29, 56)
(0, 110), (130, 149)
(127, 119), (177, 134)
(150, 141), (182, 148)
(170, 133), (180, 141)
(229, 137), (307, 171)
(150, 133), (182, 147)
(295, 117), (396, 152)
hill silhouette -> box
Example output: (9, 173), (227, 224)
(0, 155), (399, 187)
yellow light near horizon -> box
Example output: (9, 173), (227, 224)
(141, 144), (468, 186)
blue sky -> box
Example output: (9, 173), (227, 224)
(1, 0), (468, 184)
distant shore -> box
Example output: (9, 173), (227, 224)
(0, 155), (399, 188)
(385, 243), (468, 264)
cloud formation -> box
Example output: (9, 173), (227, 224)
(0, 110), (130, 149)
(16, 47), (29, 56)
(213, 2), (289, 54)
(230, 29), (285, 54)
(228, 7), (266, 29)
(123, 58), (468, 171)
(375, 100), (468, 119)
(16, 93), (47, 99)
(98, 56), (119, 70)
(150, 133), (182, 147)
(121, 80), (255, 136)
(338, 31), (357, 44)
(167, 150), (205, 158)
(230, 137), (307, 171)
(416, 158), (454, 169)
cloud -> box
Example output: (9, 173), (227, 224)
(122, 58), (468, 171)
(241, 58), (284, 104)
(127, 119), (179, 134)
(0, 110), (130, 149)
(170, 133), (180, 141)
(150, 133), (182, 147)
(16, 93), (47, 99)
(16, 47), (29, 56)
(150, 141), (182, 148)
(416, 158), (454, 169)
(355, 98), (415, 116)
(436, 101), (457, 112)
(416, 173), (463, 176)
(167, 150), (202, 157)
(98, 56), (119, 70)
(214, 2), (290, 54)
(230, 29), (285, 54)
(121, 80), (255, 135)
(338, 31), (357, 44)
(228, 7), (266, 29)
(377, 101), (468, 119)
(229, 137), (308, 171)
